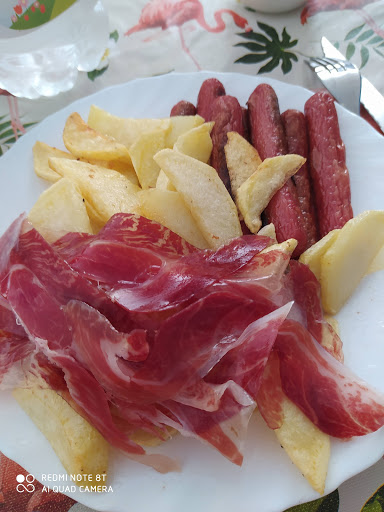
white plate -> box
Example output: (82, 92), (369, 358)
(0, 71), (384, 512)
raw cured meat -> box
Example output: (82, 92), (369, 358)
(0, 211), (383, 473)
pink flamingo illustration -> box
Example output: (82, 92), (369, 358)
(0, 89), (25, 141)
(125, 0), (250, 70)
(301, 0), (384, 38)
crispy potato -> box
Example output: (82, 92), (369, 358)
(156, 169), (176, 191)
(63, 112), (131, 163)
(28, 178), (93, 242)
(166, 115), (205, 147)
(82, 158), (139, 186)
(261, 238), (297, 256)
(33, 141), (76, 183)
(137, 189), (209, 250)
(13, 385), (109, 485)
(321, 210), (384, 314)
(236, 155), (305, 234)
(275, 397), (330, 495)
(48, 158), (140, 226)
(87, 105), (171, 148)
(174, 122), (214, 163)
(129, 129), (167, 189)
(258, 223), (277, 242)
(299, 229), (340, 281)
(154, 149), (242, 249)
(224, 131), (262, 204)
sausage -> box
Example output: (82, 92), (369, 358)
(196, 78), (226, 121)
(210, 95), (244, 194)
(304, 91), (353, 238)
(247, 84), (308, 257)
(170, 100), (197, 117)
(281, 109), (319, 246)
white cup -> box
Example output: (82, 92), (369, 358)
(237, 0), (307, 14)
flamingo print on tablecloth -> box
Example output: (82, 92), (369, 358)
(0, 90), (25, 141)
(301, 0), (384, 39)
(125, 0), (250, 70)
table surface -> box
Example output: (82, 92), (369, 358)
(0, 1), (384, 511)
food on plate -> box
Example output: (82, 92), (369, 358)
(28, 177), (93, 243)
(196, 77), (226, 121)
(63, 112), (132, 163)
(281, 109), (318, 246)
(170, 100), (197, 117)
(224, 131), (262, 208)
(247, 83), (309, 256)
(209, 95), (245, 193)
(320, 210), (384, 314)
(136, 188), (209, 249)
(154, 148), (242, 249)
(1, 78), (384, 498)
(13, 383), (109, 484)
(48, 157), (140, 228)
(33, 140), (76, 183)
(235, 152), (306, 234)
(305, 91), (353, 238)
(173, 121), (214, 163)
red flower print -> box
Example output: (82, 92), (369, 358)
(40, 3), (46, 13)
(14, 5), (22, 14)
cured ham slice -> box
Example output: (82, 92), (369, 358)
(276, 320), (384, 438)
(1, 211), (384, 474)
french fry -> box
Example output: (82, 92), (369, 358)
(166, 114), (205, 147)
(299, 229), (340, 281)
(261, 238), (297, 256)
(13, 385), (109, 486)
(236, 155), (305, 234)
(224, 131), (262, 203)
(321, 210), (384, 314)
(48, 158), (140, 226)
(154, 149), (242, 249)
(87, 105), (171, 148)
(275, 398), (330, 495)
(63, 112), (131, 163)
(174, 122), (214, 163)
(33, 141), (76, 183)
(28, 178), (93, 242)
(129, 129), (167, 189)
(258, 223), (277, 242)
(156, 169), (176, 191)
(137, 189), (209, 249)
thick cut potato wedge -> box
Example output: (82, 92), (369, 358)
(137, 189), (209, 249)
(154, 149), (242, 249)
(174, 122), (214, 163)
(63, 112), (131, 163)
(33, 141), (76, 183)
(87, 105), (171, 148)
(321, 210), (384, 314)
(28, 178), (93, 242)
(13, 386), (109, 485)
(81, 158), (139, 186)
(275, 397), (330, 495)
(129, 129), (167, 189)
(224, 131), (262, 203)
(299, 229), (340, 281)
(48, 157), (140, 226)
(368, 243), (384, 274)
(166, 115), (205, 147)
(236, 155), (305, 234)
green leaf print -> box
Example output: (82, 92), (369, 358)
(235, 23), (298, 75)
(361, 484), (384, 512)
(346, 42), (356, 60)
(345, 24), (365, 40)
(284, 489), (339, 512)
(0, 118), (36, 153)
(10, 0), (76, 30)
(360, 46), (370, 69)
(87, 65), (109, 82)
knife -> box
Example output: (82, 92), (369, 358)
(321, 36), (384, 132)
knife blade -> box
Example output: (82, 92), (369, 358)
(321, 36), (384, 132)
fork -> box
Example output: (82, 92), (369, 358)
(306, 56), (362, 115)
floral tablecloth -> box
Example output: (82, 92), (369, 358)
(1, 1), (384, 511)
